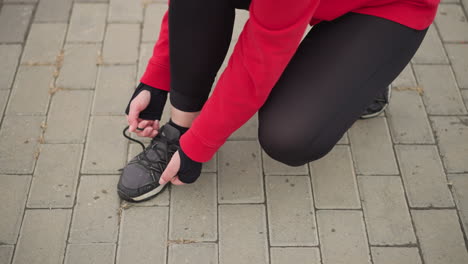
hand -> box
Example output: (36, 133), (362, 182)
(127, 90), (160, 138)
(159, 150), (186, 185)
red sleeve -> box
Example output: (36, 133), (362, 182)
(180, 0), (318, 162)
(140, 3), (171, 92)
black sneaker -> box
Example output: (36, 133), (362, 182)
(117, 122), (181, 202)
(360, 85), (392, 119)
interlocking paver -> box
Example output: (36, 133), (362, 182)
(218, 141), (264, 203)
(0, 44), (22, 89)
(448, 174), (468, 238)
(56, 43), (101, 89)
(386, 89), (434, 144)
(27, 144), (83, 208)
(169, 173), (217, 241)
(266, 176), (317, 246)
(431, 116), (468, 173)
(0, 175), (31, 244)
(44, 90), (93, 143)
(270, 247), (321, 264)
(137, 43), (154, 82)
(371, 247), (422, 264)
(392, 64), (417, 88)
(435, 4), (468, 42)
(168, 244), (218, 264)
(462, 89), (468, 109)
(117, 207), (168, 264)
(310, 145), (360, 209)
(142, 3), (166, 42)
(0, 116), (43, 174)
(228, 113), (258, 140)
(0, 5), (34, 43)
(69, 176), (120, 243)
(262, 149), (308, 175)
(102, 24), (140, 64)
(0, 90), (9, 118)
(219, 205), (268, 264)
(65, 244), (116, 264)
(232, 10), (249, 41)
(82, 116), (128, 174)
(35, 0), (73, 22)
(67, 3), (107, 42)
(108, 0), (143, 23)
(412, 209), (468, 264)
(93, 65), (135, 115)
(395, 145), (454, 208)
(6, 66), (55, 115)
(13, 209), (71, 264)
(412, 25), (448, 64)
(358, 176), (416, 245)
(348, 117), (399, 175)
(21, 23), (67, 64)
(0, 245), (14, 264)
(316, 210), (371, 264)
(414, 65), (466, 115)
(445, 44), (468, 88)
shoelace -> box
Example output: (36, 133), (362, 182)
(121, 126), (177, 175)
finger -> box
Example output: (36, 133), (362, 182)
(159, 152), (180, 184)
(171, 176), (186, 186)
(127, 107), (142, 133)
(137, 120), (150, 130)
(152, 120), (160, 131)
(149, 129), (158, 138)
(136, 126), (154, 138)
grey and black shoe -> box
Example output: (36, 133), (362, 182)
(360, 85), (392, 119)
(117, 122), (181, 202)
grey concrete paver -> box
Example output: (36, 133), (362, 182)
(117, 207), (168, 264)
(0, 5), (34, 43)
(435, 4), (468, 42)
(142, 3), (166, 42)
(44, 90), (93, 143)
(266, 176), (318, 246)
(0, 90), (9, 118)
(386, 89), (434, 144)
(6, 66), (55, 115)
(0, 44), (22, 90)
(81, 116), (128, 174)
(358, 176), (416, 245)
(371, 247), (422, 264)
(348, 117), (399, 175)
(228, 113), (258, 140)
(67, 3), (107, 42)
(448, 174), (468, 239)
(168, 243), (218, 264)
(13, 209), (71, 264)
(92, 65), (135, 115)
(431, 116), (468, 173)
(219, 204), (268, 264)
(392, 64), (417, 88)
(27, 144), (83, 208)
(396, 145), (454, 208)
(35, 0), (73, 22)
(414, 65), (466, 115)
(21, 23), (67, 64)
(137, 43), (154, 83)
(56, 43), (101, 89)
(69, 176), (120, 243)
(102, 24), (140, 64)
(65, 244), (116, 264)
(169, 173), (217, 241)
(270, 247), (321, 264)
(108, 0), (143, 23)
(445, 44), (468, 88)
(0, 116), (44, 174)
(0, 175), (31, 244)
(316, 210), (371, 264)
(310, 145), (360, 209)
(412, 25), (449, 64)
(218, 141), (264, 203)
(263, 149), (309, 175)
(0, 245), (14, 264)
(412, 209), (468, 264)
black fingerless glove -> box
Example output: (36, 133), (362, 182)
(125, 82), (168, 120)
(177, 146), (203, 184)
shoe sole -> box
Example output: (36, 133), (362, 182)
(360, 86), (392, 119)
(118, 182), (168, 203)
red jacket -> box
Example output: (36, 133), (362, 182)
(141, 0), (440, 163)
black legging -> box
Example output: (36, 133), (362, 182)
(168, 0), (428, 166)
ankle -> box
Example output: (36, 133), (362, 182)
(169, 118), (189, 135)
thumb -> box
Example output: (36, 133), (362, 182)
(159, 151), (180, 184)
(127, 105), (140, 133)
(127, 90), (150, 132)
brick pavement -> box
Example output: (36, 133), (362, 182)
(1, 1), (468, 264)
